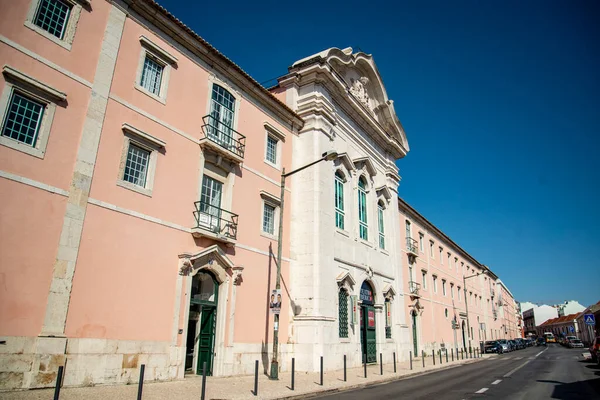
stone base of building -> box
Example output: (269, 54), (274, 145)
(0, 336), (297, 391)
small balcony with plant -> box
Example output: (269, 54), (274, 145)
(406, 237), (418, 258)
(192, 200), (238, 246)
(408, 281), (421, 298)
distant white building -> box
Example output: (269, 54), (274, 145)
(556, 300), (586, 317)
(522, 305), (558, 336)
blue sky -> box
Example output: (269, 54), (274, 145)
(157, 0), (599, 307)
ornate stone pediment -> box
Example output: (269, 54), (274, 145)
(179, 245), (236, 284)
(336, 271), (356, 292)
(281, 47), (409, 159)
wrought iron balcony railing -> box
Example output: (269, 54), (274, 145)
(490, 288), (495, 297)
(408, 281), (421, 296)
(193, 201), (238, 241)
(406, 237), (418, 255)
(201, 115), (246, 160)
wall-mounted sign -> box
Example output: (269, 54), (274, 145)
(270, 289), (281, 314)
(350, 295), (358, 324)
(360, 281), (374, 305)
(368, 310), (375, 328)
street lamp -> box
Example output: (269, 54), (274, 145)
(463, 272), (482, 351)
(270, 150), (338, 380)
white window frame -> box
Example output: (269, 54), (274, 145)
(117, 123), (165, 197)
(447, 252), (451, 268)
(457, 286), (461, 301)
(377, 200), (386, 250)
(442, 279), (447, 296)
(429, 240), (434, 258)
(0, 66), (65, 158)
(439, 247), (443, 264)
(334, 170), (347, 231)
(357, 175), (369, 241)
(432, 275), (438, 293)
(419, 232), (424, 252)
(135, 36), (177, 104)
(421, 270), (427, 290)
(24, 0), (86, 51)
(263, 121), (285, 170)
(450, 283), (454, 299)
(260, 191), (280, 239)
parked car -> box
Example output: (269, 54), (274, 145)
(536, 337), (547, 346)
(484, 340), (501, 354)
(526, 338), (535, 347)
(590, 337), (600, 363)
(514, 338), (526, 350)
(568, 338), (584, 348)
(508, 340), (517, 351)
(496, 339), (510, 353)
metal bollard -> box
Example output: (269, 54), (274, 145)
(253, 360), (258, 396)
(343, 355), (347, 382)
(469, 347), (472, 358)
(53, 365), (64, 400)
(439, 350), (442, 364)
(409, 351), (413, 370)
(291, 358), (295, 391)
(320, 356), (323, 386)
(451, 348), (454, 361)
(422, 351), (425, 368)
(203, 362), (208, 400)
(393, 352), (397, 373)
(446, 349), (448, 363)
(380, 353), (383, 375)
(432, 349), (435, 365)
(137, 364), (145, 400)
(364, 354), (367, 378)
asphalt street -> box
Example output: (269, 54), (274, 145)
(314, 344), (600, 400)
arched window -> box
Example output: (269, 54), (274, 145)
(334, 171), (345, 229)
(338, 289), (349, 338)
(377, 200), (385, 249)
(209, 84), (236, 149)
(385, 298), (392, 338)
(358, 177), (368, 240)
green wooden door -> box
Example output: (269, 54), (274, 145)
(412, 312), (418, 355)
(197, 306), (216, 375)
(364, 306), (377, 363)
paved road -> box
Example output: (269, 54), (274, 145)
(314, 344), (600, 400)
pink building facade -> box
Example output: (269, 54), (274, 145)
(399, 199), (520, 356)
(0, 0), (302, 389)
(0, 0), (519, 391)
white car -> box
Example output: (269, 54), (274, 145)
(568, 339), (584, 348)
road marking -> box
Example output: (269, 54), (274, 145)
(475, 388), (489, 394)
(515, 357), (523, 360)
(504, 360), (531, 377)
(535, 348), (548, 358)
(492, 379), (502, 385)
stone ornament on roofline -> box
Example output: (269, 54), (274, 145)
(349, 77), (371, 111)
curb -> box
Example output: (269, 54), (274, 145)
(262, 357), (487, 400)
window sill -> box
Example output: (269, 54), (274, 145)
(117, 180), (152, 197)
(135, 84), (167, 105)
(24, 21), (72, 51)
(0, 136), (45, 159)
(335, 228), (350, 237)
(264, 160), (281, 171)
(339, 337), (351, 343)
(260, 231), (279, 241)
(386, 338), (394, 343)
(379, 248), (389, 256)
(359, 239), (372, 248)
